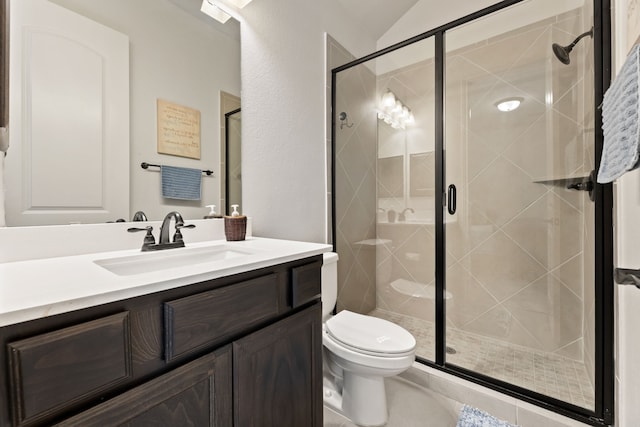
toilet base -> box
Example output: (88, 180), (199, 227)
(323, 370), (388, 427)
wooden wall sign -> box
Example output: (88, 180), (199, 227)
(157, 99), (201, 159)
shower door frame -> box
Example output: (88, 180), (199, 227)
(330, 0), (613, 425)
(225, 107), (242, 216)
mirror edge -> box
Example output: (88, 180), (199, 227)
(1, 0), (7, 130)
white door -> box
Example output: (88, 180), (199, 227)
(6, 0), (129, 225)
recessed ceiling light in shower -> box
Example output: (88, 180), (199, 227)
(495, 97), (523, 112)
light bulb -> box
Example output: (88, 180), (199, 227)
(381, 91), (396, 108)
(406, 112), (415, 125)
(495, 97), (523, 112)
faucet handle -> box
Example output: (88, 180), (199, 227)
(128, 226), (156, 246)
(132, 211), (148, 221)
(174, 223), (196, 244)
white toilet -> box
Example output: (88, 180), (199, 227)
(321, 252), (416, 426)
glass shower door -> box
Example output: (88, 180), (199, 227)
(332, 36), (438, 363)
(444, 0), (596, 409)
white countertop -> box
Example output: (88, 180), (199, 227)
(0, 237), (331, 327)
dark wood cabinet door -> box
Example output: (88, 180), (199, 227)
(7, 312), (132, 427)
(233, 303), (322, 427)
(55, 346), (232, 427)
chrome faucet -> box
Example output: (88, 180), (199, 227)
(399, 208), (414, 222)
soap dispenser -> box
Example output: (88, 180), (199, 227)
(204, 205), (223, 219)
(224, 204), (247, 241)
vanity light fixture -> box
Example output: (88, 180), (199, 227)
(377, 90), (414, 129)
(225, 0), (254, 7)
(495, 97), (524, 112)
(201, 0), (232, 23)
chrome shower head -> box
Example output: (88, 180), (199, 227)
(552, 27), (593, 65)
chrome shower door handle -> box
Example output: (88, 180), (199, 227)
(447, 184), (457, 215)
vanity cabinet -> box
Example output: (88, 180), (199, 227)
(0, 255), (323, 427)
(234, 304), (321, 426)
(56, 346), (232, 427)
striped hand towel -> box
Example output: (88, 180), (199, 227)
(160, 165), (202, 201)
(598, 44), (640, 183)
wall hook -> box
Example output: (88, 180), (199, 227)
(339, 112), (354, 129)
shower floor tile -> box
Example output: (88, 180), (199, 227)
(369, 308), (595, 410)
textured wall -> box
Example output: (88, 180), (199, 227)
(240, 0), (376, 242)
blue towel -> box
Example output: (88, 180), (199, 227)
(456, 405), (518, 427)
(160, 165), (202, 200)
(598, 44), (640, 183)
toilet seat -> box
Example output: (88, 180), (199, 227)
(325, 310), (416, 357)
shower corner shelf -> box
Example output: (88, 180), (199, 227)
(532, 175), (590, 187)
(353, 238), (393, 247)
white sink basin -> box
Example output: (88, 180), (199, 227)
(94, 245), (254, 276)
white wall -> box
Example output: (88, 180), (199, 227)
(51, 0), (241, 222)
(376, 0), (502, 49)
(239, 0), (376, 242)
(612, 1), (640, 425)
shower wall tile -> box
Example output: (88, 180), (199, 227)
(468, 156), (547, 227)
(461, 231), (547, 302)
(378, 224), (436, 285)
(552, 253), (584, 300)
(554, 76), (584, 125)
(503, 110), (583, 180)
(333, 38), (378, 315)
(503, 192), (583, 270)
(466, 132), (499, 180)
(554, 338), (583, 361)
(446, 262), (497, 328)
(462, 304), (541, 349)
(583, 194), (596, 387)
(454, 25), (546, 77)
(503, 274), (582, 353)
(445, 205), (498, 263)
(467, 85), (546, 154)
(553, 185), (584, 212)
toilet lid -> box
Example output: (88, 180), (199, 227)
(325, 310), (416, 355)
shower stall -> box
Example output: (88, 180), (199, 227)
(330, 0), (613, 424)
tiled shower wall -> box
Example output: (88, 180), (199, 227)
(579, 0), (596, 391)
(331, 5), (596, 392)
(329, 36), (378, 314)
(374, 7), (595, 372)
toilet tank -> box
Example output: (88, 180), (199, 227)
(321, 252), (339, 319)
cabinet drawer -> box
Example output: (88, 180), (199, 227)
(7, 312), (131, 427)
(55, 346), (232, 427)
(164, 273), (282, 362)
(291, 261), (322, 308)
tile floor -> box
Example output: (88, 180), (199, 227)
(323, 376), (461, 427)
(369, 308), (595, 410)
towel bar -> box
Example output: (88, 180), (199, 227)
(141, 162), (213, 176)
(615, 268), (640, 287)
